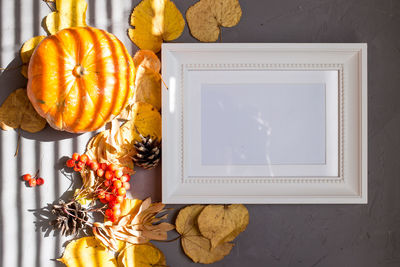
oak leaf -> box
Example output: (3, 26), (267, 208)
(44, 0), (88, 35)
(129, 0), (185, 52)
(93, 198), (174, 251)
(58, 236), (117, 267)
(0, 88), (46, 133)
(197, 204), (249, 248)
(186, 0), (242, 42)
(118, 243), (166, 267)
(175, 205), (234, 264)
(20, 36), (46, 78)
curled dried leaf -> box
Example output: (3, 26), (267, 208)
(134, 66), (161, 111)
(20, 36), (46, 78)
(58, 237), (117, 267)
(129, 0), (185, 52)
(175, 205), (234, 264)
(198, 204), (249, 248)
(186, 0), (242, 42)
(0, 88), (46, 133)
(93, 198), (174, 251)
(44, 0), (88, 35)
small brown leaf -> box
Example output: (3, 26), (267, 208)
(186, 0), (242, 42)
(0, 88), (46, 133)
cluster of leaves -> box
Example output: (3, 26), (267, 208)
(59, 198), (173, 267)
(128, 0), (243, 52)
(176, 204), (249, 264)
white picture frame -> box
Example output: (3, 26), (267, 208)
(161, 43), (367, 204)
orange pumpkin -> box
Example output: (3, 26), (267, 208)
(27, 27), (135, 133)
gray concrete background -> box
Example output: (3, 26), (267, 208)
(0, 0), (399, 266)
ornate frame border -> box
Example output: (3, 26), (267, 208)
(162, 43), (367, 204)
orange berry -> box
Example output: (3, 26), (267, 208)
(73, 166), (82, 172)
(72, 153), (80, 161)
(66, 159), (75, 168)
(107, 164), (117, 172)
(96, 168), (104, 177)
(105, 208), (113, 218)
(28, 179), (37, 187)
(113, 180), (122, 189)
(22, 174), (32, 181)
(115, 196), (124, 203)
(79, 154), (89, 163)
(105, 171), (114, 180)
(114, 169), (123, 178)
(100, 163), (107, 170)
(117, 188), (126, 196)
(123, 182), (130, 190)
(113, 208), (121, 218)
(120, 174), (130, 183)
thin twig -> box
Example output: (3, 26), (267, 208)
(14, 128), (21, 157)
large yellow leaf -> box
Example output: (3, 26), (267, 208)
(0, 88), (46, 133)
(186, 0), (242, 42)
(129, 0), (185, 52)
(118, 243), (166, 267)
(197, 204), (249, 248)
(58, 237), (117, 267)
(44, 0), (88, 35)
(20, 36), (46, 78)
(175, 205), (234, 264)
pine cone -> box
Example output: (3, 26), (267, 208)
(132, 134), (161, 170)
(50, 200), (89, 236)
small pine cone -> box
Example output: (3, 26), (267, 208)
(50, 200), (88, 236)
(132, 134), (161, 170)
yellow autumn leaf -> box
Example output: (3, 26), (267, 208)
(129, 0), (185, 53)
(186, 0), (242, 42)
(134, 66), (161, 111)
(197, 204), (249, 248)
(58, 237), (117, 267)
(0, 88), (46, 133)
(20, 36), (46, 78)
(120, 198), (143, 218)
(118, 243), (166, 267)
(176, 205), (234, 264)
(44, 0), (88, 35)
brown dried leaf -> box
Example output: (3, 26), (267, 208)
(175, 205), (234, 264)
(197, 204), (249, 248)
(93, 198), (174, 251)
(0, 88), (46, 133)
(186, 0), (242, 42)
(134, 66), (161, 111)
(133, 50), (161, 73)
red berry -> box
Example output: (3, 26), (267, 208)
(117, 188), (126, 196)
(79, 154), (89, 163)
(112, 203), (121, 210)
(100, 198), (108, 204)
(96, 168), (104, 177)
(105, 208), (113, 218)
(107, 164), (117, 172)
(28, 179), (37, 187)
(105, 171), (114, 180)
(123, 182), (130, 190)
(22, 174), (32, 181)
(120, 174), (131, 182)
(109, 215), (117, 223)
(36, 178), (44, 186)
(115, 195), (124, 203)
(72, 153), (80, 161)
(104, 193), (112, 202)
(100, 163), (107, 170)
(114, 169), (123, 179)
(73, 165), (82, 172)
(104, 180), (111, 188)
(89, 161), (99, 171)
(76, 161), (85, 169)
(113, 180), (122, 189)
(66, 159), (75, 168)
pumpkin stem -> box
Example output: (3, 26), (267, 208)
(72, 65), (86, 78)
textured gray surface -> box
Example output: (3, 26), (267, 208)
(0, 0), (399, 266)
